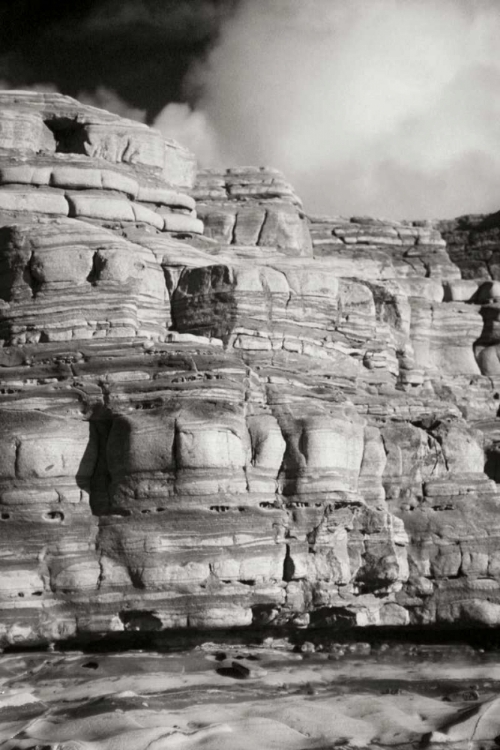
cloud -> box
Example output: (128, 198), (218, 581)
(155, 0), (500, 219)
(77, 86), (146, 122)
(153, 103), (221, 165)
(82, 0), (236, 41)
(0, 0), (238, 120)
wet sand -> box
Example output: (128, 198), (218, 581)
(1, 640), (500, 749)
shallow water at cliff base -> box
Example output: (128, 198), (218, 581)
(1, 640), (500, 750)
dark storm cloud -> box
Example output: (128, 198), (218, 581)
(0, 0), (237, 121)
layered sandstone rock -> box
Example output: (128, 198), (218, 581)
(192, 167), (312, 256)
(1, 93), (500, 646)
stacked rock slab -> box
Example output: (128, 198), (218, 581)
(192, 167), (312, 256)
(1, 95), (500, 647)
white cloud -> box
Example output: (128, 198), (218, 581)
(155, 0), (500, 219)
(153, 102), (221, 165)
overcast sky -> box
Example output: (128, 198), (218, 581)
(2, 0), (500, 219)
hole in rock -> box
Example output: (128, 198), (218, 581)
(1, 512), (10, 520)
(86, 252), (106, 286)
(485, 447), (500, 483)
(251, 604), (278, 626)
(44, 118), (89, 154)
(81, 661), (99, 670)
(119, 610), (162, 631)
(209, 505), (230, 512)
(171, 233), (193, 240)
(156, 507), (166, 513)
(283, 545), (295, 582)
(22, 262), (44, 298)
(44, 511), (64, 522)
(18, 592), (24, 598)
(127, 568), (146, 590)
(134, 400), (163, 411)
(495, 393), (500, 400)
(32, 591), (43, 596)
(309, 605), (357, 628)
(140, 509), (151, 514)
(259, 502), (275, 509)
(216, 662), (250, 679)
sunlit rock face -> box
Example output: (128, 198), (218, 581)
(1, 93), (500, 646)
(192, 167), (312, 256)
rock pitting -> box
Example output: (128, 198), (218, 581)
(1, 92), (500, 646)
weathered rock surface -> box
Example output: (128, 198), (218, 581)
(192, 167), (311, 255)
(1, 93), (500, 645)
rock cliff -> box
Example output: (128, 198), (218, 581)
(1, 92), (500, 646)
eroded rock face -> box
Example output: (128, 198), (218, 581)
(1, 93), (500, 645)
(192, 167), (312, 256)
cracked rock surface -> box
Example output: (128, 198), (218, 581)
(1, 93), (500, 645)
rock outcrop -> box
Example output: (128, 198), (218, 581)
(1, 92), (500, 646)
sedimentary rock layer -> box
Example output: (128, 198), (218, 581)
(1, 93), (500, 645)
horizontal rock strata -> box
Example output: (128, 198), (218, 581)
(193, 168), (312, 256)
(1, 93), (500, 645)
